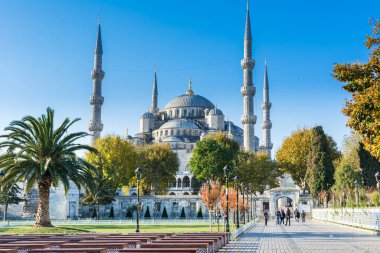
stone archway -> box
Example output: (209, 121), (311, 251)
(269, 187), (299, 216)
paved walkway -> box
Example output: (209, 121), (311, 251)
(220, 220), (380, 253)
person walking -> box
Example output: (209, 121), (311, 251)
(263, 210), (269, 226)
(301, 210), (306, 223)
(275, 209), (281, 225)
(285, 208), (291, 226)
(281, 209), (285, 225)
(294, 208), (300, 222)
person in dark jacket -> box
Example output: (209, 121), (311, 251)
(280, 209), (285, 225)
(301, 210), (306, 223)
(285, 208), (291, 226)
(263, 210), (269, 226)
(275, 209), (281, 225)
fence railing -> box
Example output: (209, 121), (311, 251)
(312, 207), (380, 232)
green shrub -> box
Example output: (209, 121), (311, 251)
(144, 206), (151, 218)
(162, 206), (168, 219)
(371, 191), (379, 206)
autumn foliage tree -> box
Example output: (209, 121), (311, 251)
(200, 181), (221, 231)
(333, 21), (380, 160)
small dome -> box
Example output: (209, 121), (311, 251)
(160, 119), (199, 130)
(164, 94), (214, 110)
(141, 112), (154, 119)
(209, 108), (223, 116)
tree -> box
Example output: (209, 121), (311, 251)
(276, 129), (312, 191)
(86, 135), (138, 189)
(358, 142), (380, 187)
(200, 181), (221, 231)
(144, 206), (151, 219)
(334, 161), (358, 191)
(237, 152), (280, 194)
(180, 207), (186, 219)
(196, 207), (203, 218)
(0, 182), (25, 221)
(162, 206), (168, 219)
(81, 159), (116, 220)
(306, 126), (337, 198)
(190, 132), (240, 183)
(332, 21), (380, 160)
(137, 143), (179, 195)
(0, 108), (96, 227)
(126, 208), (133, 219)
(109, 206), (114, 219)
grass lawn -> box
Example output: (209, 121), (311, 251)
(0, 223), (236, 234)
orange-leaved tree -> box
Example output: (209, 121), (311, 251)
(200, 181), (221, 232)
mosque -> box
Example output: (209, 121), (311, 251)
(88, 2), (273, 196)
(3, 2), (312, 221)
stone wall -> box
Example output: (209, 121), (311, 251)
(312, 208), (380, 232)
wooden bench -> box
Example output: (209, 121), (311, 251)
(174, 234), (225, 248)
(141, 242), (209, 253)
(28, 248), (107, 253)
(78, 239), (142, 247)
(60, 242), (128, 249)
(168, 236), (221, 250)
(119, 248), (199, 253)
(155, 239), (215, 253)
(0, 243), (51, 250)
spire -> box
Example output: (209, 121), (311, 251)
(150, 68), (158, 113)
(261, 59), (272, 157)
(95, 18), (103, 55)
(89, 20), (105, 146)
(186, 76), (194, 95)
(241, 0), (256, 152)
(244, 0), (252, 46)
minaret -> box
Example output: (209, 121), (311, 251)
(241, 0), (256, 152)
(262, 60), (273, 157)
(89, 20), (105, 146)
(149, 70), (158, 113)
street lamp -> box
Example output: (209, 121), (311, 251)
(135, 167), (142, 233)
(375, 172), (380, 199)
(354, 180), (359, 206)
(241, 183), (245, 224)
(234, 175), (240, 229)
(223, 165), (230, 233)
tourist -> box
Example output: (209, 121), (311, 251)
(301, 210), (306, 223)
(285, 208), (291, 226)
(294, 208), (300, 222)
(281, 209), (285, 225)
(263, 209), (269, 226)
(275, 209), (281, 225)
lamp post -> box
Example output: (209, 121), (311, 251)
(241, 183), (245, 224)
(354, 180), (359, 206)
(234, 175), (240, 229)
(375, 172), (380, 200)
(135, 167), (142, 233)
(223, 165), (230, 233)
(246, 188), (249, 222)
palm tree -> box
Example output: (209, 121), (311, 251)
(0, 108), (96, 227)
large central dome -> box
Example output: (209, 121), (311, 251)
(163, 94), (215, 110)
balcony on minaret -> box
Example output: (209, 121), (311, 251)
(241, 114), (257, 125)
(90, 95), (104, 105)
(91, 69), (105, 80)
(241, 85), (256, 96)
(262, 121), (272, 129)
(89, 121), (104, 132)
(261, 101), (272, 109)
(241, 58), (255, 69)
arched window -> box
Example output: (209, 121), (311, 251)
(165, 130), (168, 136)
(192, 109), (195, 116)
(183, 192), (190, 195)
(177, 178), (182, 188)
(184, 109), (187, 117)
(175, 109), (179, 117)
(183, 176), (190, 188)
(170, 130), (174, 136)
(169, 110), (172, 117)
(169, 192), (176, 195)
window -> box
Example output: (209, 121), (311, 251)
(184, 109), (187, 117)
(173, 202), (179, 213)
(183, 176), (190, 188)
(175, 109), (179, 117)
(190, 202), (196, 213)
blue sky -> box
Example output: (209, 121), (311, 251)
(0, 0), (378, 154)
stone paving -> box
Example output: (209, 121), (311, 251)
(220, 219), (380, 253)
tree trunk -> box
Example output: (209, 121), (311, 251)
(34, 174), (53, 227)
(209, 210), (212, 232)
(3, 203), (8, 222)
